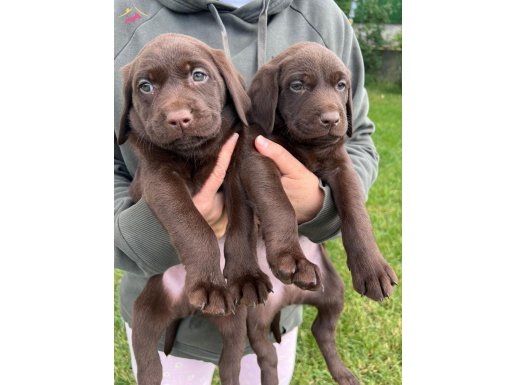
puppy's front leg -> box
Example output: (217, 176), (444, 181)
(240, 138), (321, 291)
(141, 165), (234, 315)
(321, 149), (398, 301)
(224, 160), (273, 306)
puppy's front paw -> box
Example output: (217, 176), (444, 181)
(186, 275), (235, 316)
(349, 255), (398, 301)
(227, 270), (273, 307)
(269, 251), (321, 291)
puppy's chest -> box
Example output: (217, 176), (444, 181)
(168, 160), (217, 195)
(185, 161), (218, 195)
(269, 134), (335, 175)
(287, 144), (338, 177)
(133, 156), (218, 199)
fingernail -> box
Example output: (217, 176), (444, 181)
(230, 133), (239, 143)
(256, 135), (269, 149)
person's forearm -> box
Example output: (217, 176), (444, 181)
(115, 197), (181, 277)
(114, 139), (181, 277)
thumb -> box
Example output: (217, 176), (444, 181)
(197, 133), (239, 197)
(255, 135), (306, 176)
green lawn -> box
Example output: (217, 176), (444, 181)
(114, 83), (402, 385)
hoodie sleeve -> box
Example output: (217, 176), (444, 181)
(114, 138), (181, 277)
(339, 13), (380, 198)
(298, 7), (379, 243)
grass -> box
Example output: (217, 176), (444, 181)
(114, 82), (402, 385)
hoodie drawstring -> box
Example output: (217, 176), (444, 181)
(207, 0), (270, 69)
(208, 3), (231, 58)
(257, 0), (269, 68)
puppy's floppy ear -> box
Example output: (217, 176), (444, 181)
(117, 63), (133, 145)
(345, 81), (353, 138)
(210, 49), (250, 127)
(248, 63), (279, 134)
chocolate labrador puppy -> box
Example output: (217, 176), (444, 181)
(117, 33), (273, 317)
(118, 33), (271, 385)
(246, 42), (398, 302)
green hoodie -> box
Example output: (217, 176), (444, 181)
(114, 0), (379, 364)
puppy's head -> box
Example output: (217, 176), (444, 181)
(248, 42), (353, 144)
(117, 33), (249, 155)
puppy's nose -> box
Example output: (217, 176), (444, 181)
(320, 111), (340, 127)
(167, 109), (193, 129)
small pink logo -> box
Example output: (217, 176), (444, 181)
(119, 6), (147, 25)
(125, 13), (141, 24)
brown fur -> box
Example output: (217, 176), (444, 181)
(246, 42), (398, 301)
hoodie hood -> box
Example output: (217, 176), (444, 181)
(157, 0), (293, 23)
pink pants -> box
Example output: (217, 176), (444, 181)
(125, 323), (298, 385)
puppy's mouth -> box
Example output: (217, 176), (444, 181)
(145, 114), (222, 152)
(167, 135), (212, 152)
(287, 119), (345, 144)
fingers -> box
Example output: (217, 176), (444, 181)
(192, 133), (237, 235)
(198, 133), (239, 197)
(255, 135), (323, 224)
(211, 199), (228, 239)
(255, 135), (306, 176)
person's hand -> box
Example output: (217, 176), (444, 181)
(255, 135), (324, 224)
(192, 133), (239, 239)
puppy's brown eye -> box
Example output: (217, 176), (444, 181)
(138, 80), (154, 94)
(336, 80), (346, 91)
(290, 81), (304, 92)
(192, 70), (208, 82)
